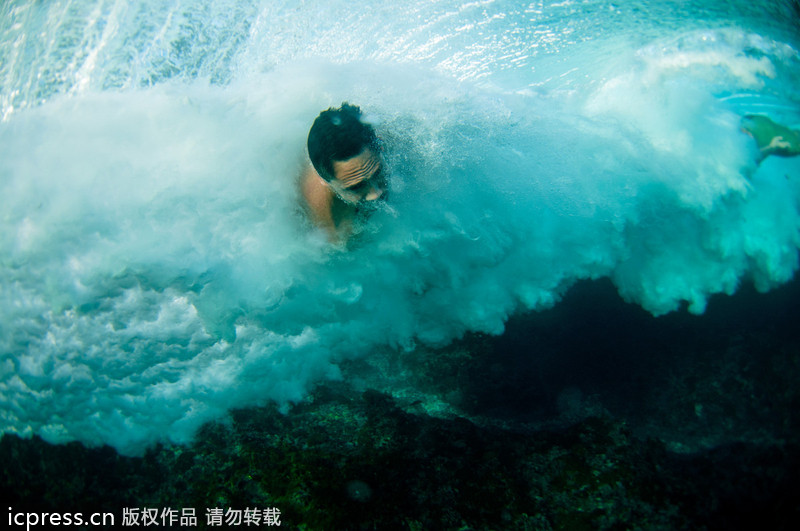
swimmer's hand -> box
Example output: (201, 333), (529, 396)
(742, 115), (800, 159)
(763, 135), (795, 156)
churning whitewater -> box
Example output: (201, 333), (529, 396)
(1, 0), (799, 454)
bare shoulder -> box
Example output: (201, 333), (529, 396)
(301, 166), (330, 207)
(300, 165), (336, 230)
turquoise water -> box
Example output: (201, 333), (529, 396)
(1, 0), (799, 455)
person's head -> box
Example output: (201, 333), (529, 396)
(307, 103), (386, 204)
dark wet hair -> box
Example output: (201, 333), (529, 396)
(307, 102), (378, 182)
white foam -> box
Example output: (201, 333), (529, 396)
(1, 8), (799, 455)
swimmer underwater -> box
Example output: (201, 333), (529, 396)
(299, 103), (799, 241)
(301, 103), (387, 242)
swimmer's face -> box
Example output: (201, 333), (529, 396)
(329, 148), (386, 205)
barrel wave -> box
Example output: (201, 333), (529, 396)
(1, 0), (799, 455)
